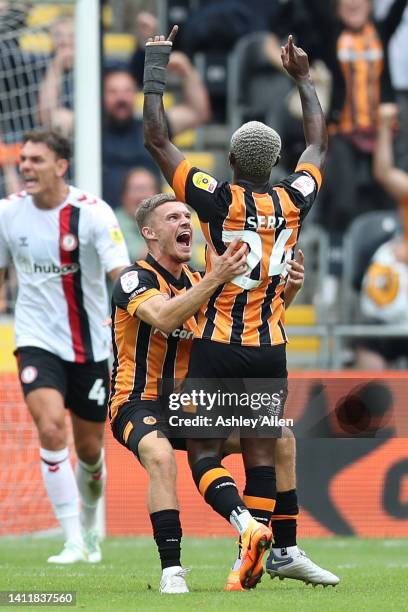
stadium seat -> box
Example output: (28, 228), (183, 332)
(27, 3), (111, 30)
(195, 51), (229, 123)
(227, 31), (292, 134)
(286, 305), (321, 356)
(20, 32), (135, 57)
(284, 225), (331, 367)
(27, 5), (66, 28)
(175, 151), (216, 172)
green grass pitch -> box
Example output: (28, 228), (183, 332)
(0, 537), (407, 611)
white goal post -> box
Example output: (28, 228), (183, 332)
(74, 0), (102, 197)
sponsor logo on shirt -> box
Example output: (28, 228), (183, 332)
(153, 327), (195, 340)
(17, 259), (80, 275)
(35, 262), (79, 275)
(192, 171), (218, 193)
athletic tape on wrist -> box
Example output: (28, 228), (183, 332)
(143, 43), (172, 95)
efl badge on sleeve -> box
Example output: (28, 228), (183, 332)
(291, 175), (315, 197)
(120, 270), (139, 293)
(110, 226), (125, 245)
(192, 172), (218, 193)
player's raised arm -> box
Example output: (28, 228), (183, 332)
(143, 25), (185, 186)
(281, 35), (328, 172)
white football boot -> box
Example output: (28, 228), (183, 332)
(84, 529), (102, 563)
(159, 566), (190, 594)
(266, 548), (340, 586)
(47, 541), (87, 564)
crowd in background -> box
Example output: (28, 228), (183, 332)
(1, 0), (408, 369)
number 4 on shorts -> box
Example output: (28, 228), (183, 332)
(88, 378), (106, 406)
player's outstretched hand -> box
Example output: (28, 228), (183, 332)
(285, 249), (304, 292)
(146, 24), (178, 46)
(143, 25), (178, 95)
(209, 239), (248, 284)
(281, 35), (310, 80)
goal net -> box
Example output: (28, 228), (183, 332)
(0, 2), (76, 200)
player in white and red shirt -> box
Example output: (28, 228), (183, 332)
(0, 130), (130, 563)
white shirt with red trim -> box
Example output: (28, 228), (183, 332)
(0, 186), (130, 362)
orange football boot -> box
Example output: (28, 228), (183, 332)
(224, 568), (246, 591)
(239, 519), (272, 589)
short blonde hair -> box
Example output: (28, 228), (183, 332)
(230, 121), (281, 179)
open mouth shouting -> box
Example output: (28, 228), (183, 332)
(176, 230), (192, 250)
(23, 175), (39, 190)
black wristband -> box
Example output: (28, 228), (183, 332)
(143, 43), (172, 95)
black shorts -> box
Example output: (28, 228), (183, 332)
(111, 399), (187, 461)
(187, 339), (288, 379)
(15, 346), (110, 423)
(177, 339), (288, 438)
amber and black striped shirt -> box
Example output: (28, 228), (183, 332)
(108, 254), (201, 421)
(173, 160), (322, 347)
(336, 22), (383, 135)
(305, 0), (407, 134)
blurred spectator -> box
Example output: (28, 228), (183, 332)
(355, 103), (408, 368)
(109, 0), (149, 33)
(357, 235), (408, 368)
(301, 0), (407, 303)
(102, 60), (210, 209)
(115, 167), (159, 261)
(128, 10), (158, 85)
(128, 4), (285, 122)
(305, 0), (406, 134)
(37, 16), (75, 138)
(259, 0), (406, 307)
(103, 69), (158, 210)
(374, 0), (408, 170)
(0, 135), (21, 194)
